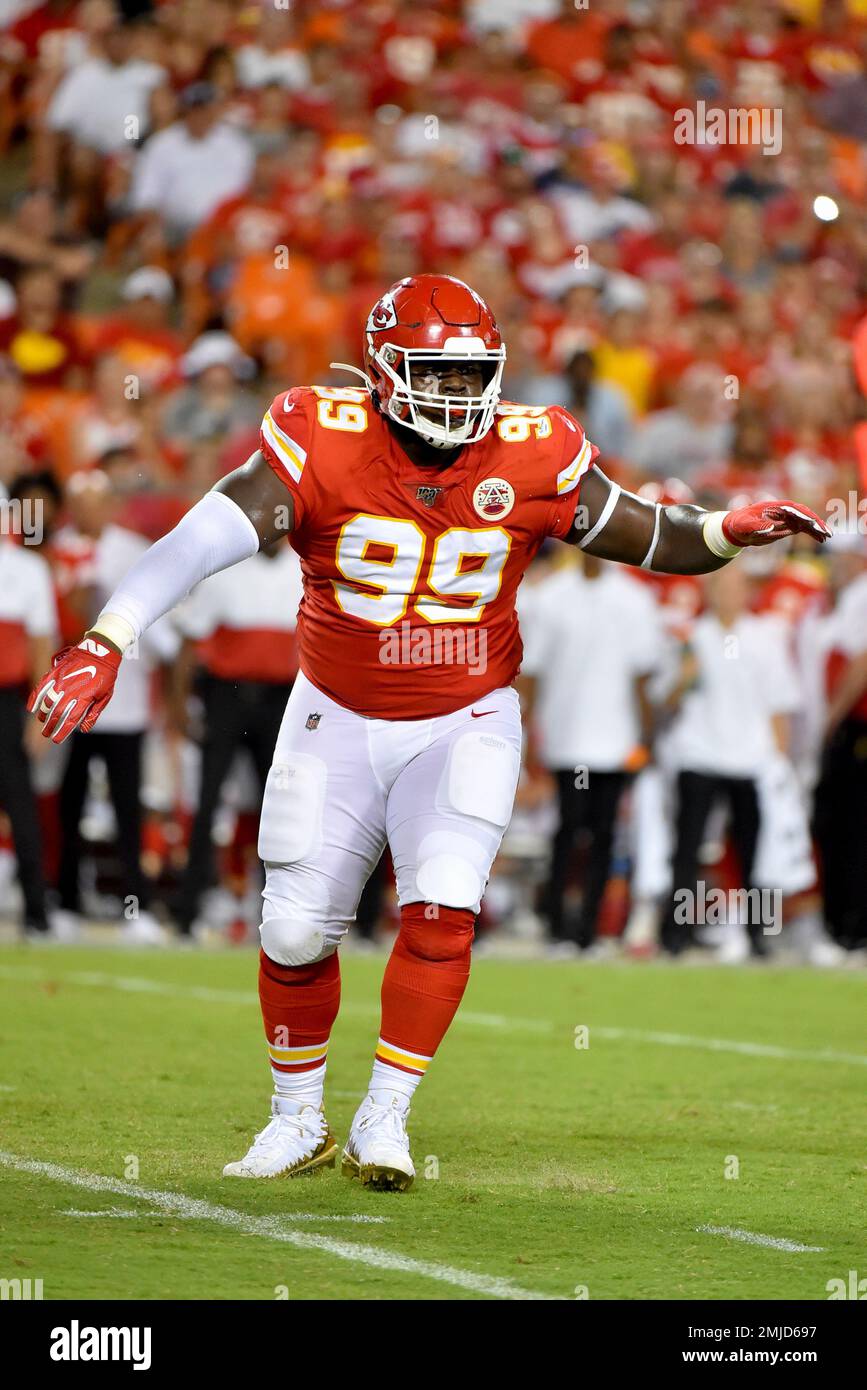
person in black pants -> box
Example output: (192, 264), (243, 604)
(0, 688), (51, 931)
(660, 769), (761, 956)
(171, 676), (291, 933)
(813, 717), (867, 949)
(543, 768), (631, 946)
(57, 729), (152, 915)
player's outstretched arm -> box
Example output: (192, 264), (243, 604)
(566, 467), (830, 573)
(214, 449), (295, 547)
(28, 452), (293, 743)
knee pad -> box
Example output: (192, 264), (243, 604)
(399, 903), (475, 962)
(259, 916), (342, 967)
(414, 831), (488, 910)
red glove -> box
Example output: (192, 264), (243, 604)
(723, 500), (831, 548)
(27, 635), (122, 744)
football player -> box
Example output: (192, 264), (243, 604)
(28, 276), (830, 1191)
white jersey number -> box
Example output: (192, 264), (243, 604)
(333, 515), (511, 626)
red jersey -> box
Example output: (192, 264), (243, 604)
(259, 386), (597, 718)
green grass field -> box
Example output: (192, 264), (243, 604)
(0, 943), (863, 1301)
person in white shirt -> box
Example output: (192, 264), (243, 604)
(169, 540), (303, 935)
(43, 13), (165, 231)
(46, 22), (164, 155)
(0, 532), (58, 932)
(235, 6), (310, 91)
(53, 472), (178, 941)
(660, 563), (800, 956)
(129, 81), (254, 239)
(520, 553), (660, 948)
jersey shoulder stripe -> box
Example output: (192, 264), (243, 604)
(262, 407), (307, 485)
(557, 436), (594, 495)
(260, 386), (318, 489)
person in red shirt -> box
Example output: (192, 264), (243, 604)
(28, 274), (830, 1190)
(0, 264), (86, 390)
(92, 267), (183, 394)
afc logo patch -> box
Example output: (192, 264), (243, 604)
(305, 712), (322, 731)
(473, 477), (515, 521)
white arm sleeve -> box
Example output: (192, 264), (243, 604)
(93, 490), (260, 649)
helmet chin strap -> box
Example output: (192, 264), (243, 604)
(389, 407), (465, 453)
(415, 423), (464, 450)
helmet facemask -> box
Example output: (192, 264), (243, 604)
(371, 339), (506, 449)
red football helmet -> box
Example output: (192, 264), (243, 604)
(357, 274), (506, 448)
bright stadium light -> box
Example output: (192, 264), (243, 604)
(813, 195), (839, 222)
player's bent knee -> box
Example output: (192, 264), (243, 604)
(259, 917), (338, 967)
(400, 903), (475, 962)
(415, 852), (482, 911)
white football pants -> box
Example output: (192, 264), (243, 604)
(257, 671), (522, 965)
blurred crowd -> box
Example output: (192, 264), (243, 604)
(0, 0), (865, 958)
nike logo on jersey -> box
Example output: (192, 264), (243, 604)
(282, 395), (295, 414)
(471, 710), (497, 718)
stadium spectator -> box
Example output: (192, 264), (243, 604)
(0, 264), (87, 389)
(235, 5), (310, 92)
(52, 471), (177, 943)
(659, 564), (802, 960)
(631, 365), (734, 480)
(563, 346), (635, 464)
(0, 187), (94, 291)
(128, 81), (254, 239)
(521, 553), (660, 953)
(90, 266), (182, 394)
(0, 356), (50, 480)
(161, 332), (260, 449)
(812, 533), (867, 950)
(0, 524), (58, 933)
(168, 540), (302, 935)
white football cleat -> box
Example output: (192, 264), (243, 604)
(342, 1095), (415, 1192)
(714, 926), (752, 965)
(223, 1097), (337, 1179)
(46, 909), (83, 943)
(121, 911), (164, 946)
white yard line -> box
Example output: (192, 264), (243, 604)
(697, 1224), (826, 1253)
(0, 1151), (559, 1301)
(1, 963), (865, 1066)
(64, 1207), (163, 1219)
(61, 1203), (385, 1225)
(593, 1026), (867, 1068)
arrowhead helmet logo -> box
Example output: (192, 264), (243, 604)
(367, 294), (398, 332)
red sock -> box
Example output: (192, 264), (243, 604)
(371, 903), (474, 1101)
(258, 949), (340, 1108)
